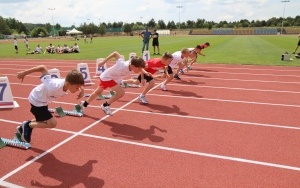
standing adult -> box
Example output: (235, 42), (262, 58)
(139, 27), (152, 54)
(152, 29), (160, 55)
(292, 34), (300, 54)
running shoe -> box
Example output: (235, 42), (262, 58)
(161, 84), (167, 91)
(174, 74), (181, 80)
(138, 95), (149, 104)
(79, 101), (86, 114)
(21, 120), (32, 143)
(16, 125), (23, 136)
(101, 104), (113, 115)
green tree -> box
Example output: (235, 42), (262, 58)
(30, 27), (48, 37)
(157, 20), (166, 29)
(186, 20), (195, 28)
(99, 23), (106, 36)
(147, 18), (156, 28)
(123, 23), (132, 35)
(0, 16), (10, 34)
(167, 21), (176, 29)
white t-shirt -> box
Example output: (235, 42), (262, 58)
(35, 46), (43, 53)
(29, 74), (66, 107)
(100, 58), (131, 83)
(169, 51), (186, 68)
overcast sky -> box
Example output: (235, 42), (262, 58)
(0, 0), (299, 27)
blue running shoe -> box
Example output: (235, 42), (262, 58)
(21, 120), (32, 143)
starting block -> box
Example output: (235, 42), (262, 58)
(122, 83), (141, 88)
(49, 68), (61, 79)
(77, 63), (94, 85)
(0, 76), (19, 108)
(94, 58), (107, 78)
(0, 135), (31, 150)
(84, 91), (114, 100)
(48, 105), (83, 117)
(142, 50), (150, 61)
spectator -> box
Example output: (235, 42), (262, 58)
(72, 43), (80, 53)
(13, 38), (18, 53)
(152, 29), (160, 55)
(45, 43), (55, 54)
(139, 27), (152, 54)
(24, 37), (30, 50)
(26, 44), (43, 54)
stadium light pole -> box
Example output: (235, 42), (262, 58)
(280, 0), (289, 35)
(140, 17), (143, 26)
(48, 8), (55, 36)
(176, 6), (183, 29)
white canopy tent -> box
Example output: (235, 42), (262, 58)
(66, 28), (83, 35)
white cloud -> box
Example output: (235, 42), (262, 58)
(0, 0), (299, 26)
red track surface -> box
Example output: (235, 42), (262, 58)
(0, 59), (300, 187)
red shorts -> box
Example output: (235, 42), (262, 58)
(99, 79), (117, 89)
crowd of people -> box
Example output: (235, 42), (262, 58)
(13, 37), (80, 55)
(26, 43), (80, 55)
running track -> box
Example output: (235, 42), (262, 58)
(0, 59), (300, 187)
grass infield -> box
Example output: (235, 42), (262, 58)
(0, 35), (299, 66)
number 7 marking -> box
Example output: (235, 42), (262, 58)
(0, 83), (7, 101)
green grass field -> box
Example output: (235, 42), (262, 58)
(0, 35), (299, 66)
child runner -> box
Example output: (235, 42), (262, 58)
(188, 42), (210, 70)
(13, 37), (18, 53)
(16, 65), (85, 143)
(121, 51), (173, 103)
(80, 51), (145, 115)
(180, 45), (203, 74)
(158, 48), (190, 91)
(24, 37), (30, 50)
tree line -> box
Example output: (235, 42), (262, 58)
(0, 15), (299, 37)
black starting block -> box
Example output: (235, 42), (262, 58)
(48, 105), (83, 117)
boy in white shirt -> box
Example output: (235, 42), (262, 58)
(160, 48), (190, 90)
(80, 51), (145, 115)
(72, 43), (80, 53)
(16, 65), (85, 143)
(26, 44), (43, 54)
(13, 38), (18, 53)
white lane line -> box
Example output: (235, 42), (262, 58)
(0, 181), (25, 188)
(79, 133), (300, 172)
(13, 87), (300, 109)
(0, 81), (161, 182)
